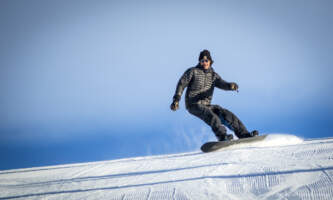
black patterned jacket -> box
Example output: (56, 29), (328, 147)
(173, 64), (233, 109)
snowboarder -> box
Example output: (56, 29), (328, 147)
(170, 49), (258, 141)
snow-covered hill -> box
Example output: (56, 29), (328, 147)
(1, 134), (333, 200)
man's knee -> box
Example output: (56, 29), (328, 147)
(188, 104), (227, 136)
(210, 105), (222, 115)
(187, 104), (208, 122)
(187, 104), (204, 118)
(211, 105), (230, 118)
(188, 104), (220, 126)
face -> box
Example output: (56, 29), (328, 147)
(200, 56), (211, 69)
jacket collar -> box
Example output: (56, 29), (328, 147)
(196, 63), (214, 73)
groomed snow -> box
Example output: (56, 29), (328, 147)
(1, 134), (333, 200)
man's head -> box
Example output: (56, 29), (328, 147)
(199, 49), (213, 69)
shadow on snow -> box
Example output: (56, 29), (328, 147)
(4, 162), (229, 188)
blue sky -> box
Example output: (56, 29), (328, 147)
(1, 0), (332, 170)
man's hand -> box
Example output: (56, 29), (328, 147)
(230, 82), (239, 92)
(170, 101), (179, 111)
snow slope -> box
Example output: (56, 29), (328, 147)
(1, 134), (333, 200)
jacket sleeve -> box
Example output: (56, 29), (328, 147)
(173, 68), (194, 102)
(214, 73), (232, 90)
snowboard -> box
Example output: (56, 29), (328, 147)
(201, 135), (268, 153)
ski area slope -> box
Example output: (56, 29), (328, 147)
(1, 134), (333, 200)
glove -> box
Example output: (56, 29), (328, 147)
(170, 101), (179, 111)
(230, 82), (239, 91)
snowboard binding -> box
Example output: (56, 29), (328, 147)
(216, 134), (234, 142)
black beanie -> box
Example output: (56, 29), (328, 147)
(199, 49), (214, 65)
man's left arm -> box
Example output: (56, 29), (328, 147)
(214, 73), (238, 91)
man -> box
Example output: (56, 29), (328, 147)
(170, 49), (258, 141)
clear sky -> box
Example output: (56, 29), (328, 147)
(1, 0), (332, 170)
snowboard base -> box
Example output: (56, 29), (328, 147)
(201, 135), (268, 153)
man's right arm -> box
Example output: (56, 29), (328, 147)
(171, 68), (194, 111)
(173, 68), (194, 101)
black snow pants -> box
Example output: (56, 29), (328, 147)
(187, 104), (250, 139)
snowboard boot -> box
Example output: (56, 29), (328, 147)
(239, 130), (259, 138)
(251, 130), (259, 137)
(216, 134), (234, 142)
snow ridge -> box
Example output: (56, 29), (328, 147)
(1, 135), (333, 200)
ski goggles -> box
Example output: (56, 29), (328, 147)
(200, 59), (210, 63)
